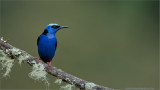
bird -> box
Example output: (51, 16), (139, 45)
(36, 24), (69, 65)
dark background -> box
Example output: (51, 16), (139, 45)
(0, 0), (159, 90)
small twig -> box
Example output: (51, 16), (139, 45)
(0, 39), (113, 90)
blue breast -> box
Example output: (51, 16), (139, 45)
(38, 34), (57, 62)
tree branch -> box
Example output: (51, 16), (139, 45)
(0, 39), (113, 90)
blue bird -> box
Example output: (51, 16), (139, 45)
(36, 24), (69, 65)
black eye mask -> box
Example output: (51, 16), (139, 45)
(51, 25), (60, 29)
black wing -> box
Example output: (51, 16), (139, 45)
(37, 29), (48, 46)
(55, 42), (57, 51)
(37, 36), (40, 46)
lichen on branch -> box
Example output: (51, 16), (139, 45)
(28, 60), (49, 87)
(0, 50), (14, 77)
(0, 38), (113, 90)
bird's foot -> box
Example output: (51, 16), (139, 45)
(46, 62), (51, 65)
(34, 57), (42, 60)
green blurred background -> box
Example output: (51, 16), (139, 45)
(0, 0), (159, 90)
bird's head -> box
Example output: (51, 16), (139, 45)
(45, 24), (69, 34)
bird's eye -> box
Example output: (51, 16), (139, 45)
(52, 25), (60, 29)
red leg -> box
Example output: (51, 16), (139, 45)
(46, 62), (51, 65)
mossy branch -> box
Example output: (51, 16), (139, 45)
(0, 39), (113, 90)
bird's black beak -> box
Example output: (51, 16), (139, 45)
(60, 26), (69, 29)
